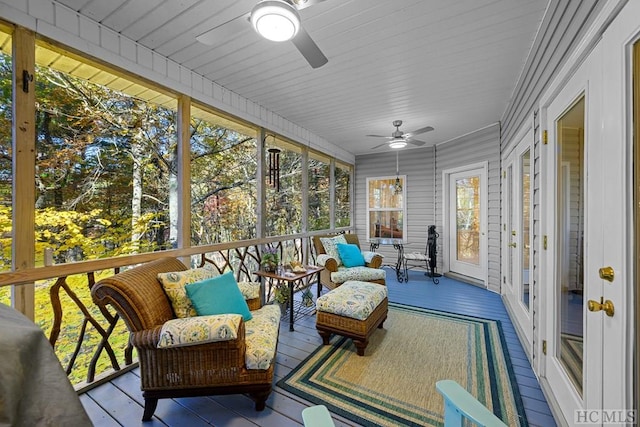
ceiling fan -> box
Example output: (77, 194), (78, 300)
(367, 120), (434, 149)
(196, 0), (328, 69)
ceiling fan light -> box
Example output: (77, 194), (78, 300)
(389, 138), (407, 149)
(251, 1), (300, 42)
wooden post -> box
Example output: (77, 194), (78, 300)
(12, 26), (36, 318)
(301, 149), (309, 263)
(177, 95), (191, 267)
(257, 128), (266, 239)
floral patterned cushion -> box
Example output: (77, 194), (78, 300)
(330, 266), (386, 284)
(319, 235), (348, 267)
(157, 314), (241, 348)
(244, 304), (281, 370)
(316, 281), (388, 320)
(237, 281), (261, 300)
(157, 267), (219, 318)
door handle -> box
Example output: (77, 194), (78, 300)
(508, 242), (516, 248)
(598, 266), (614, 282)
(587, 297), (615, 317)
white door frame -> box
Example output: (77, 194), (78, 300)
(442, 161), (488, 285)
(501, 123), (534, 352)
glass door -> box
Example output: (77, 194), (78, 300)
(502, 135), (533, 346)
(542, 43), (604, 422)
(448, 166), (486, 281)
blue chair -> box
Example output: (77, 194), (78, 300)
(302, 405), (335, 427)
(436, 380), (508, 427)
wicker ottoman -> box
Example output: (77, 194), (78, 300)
(315, 280), (388, 356)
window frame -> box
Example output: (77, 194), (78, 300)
(365, 175), (407, 241)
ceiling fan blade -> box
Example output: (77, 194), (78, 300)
(196, 12), (251, 45)
(366, 134), (392, 138)
(290, 0), (329, 11)
(405, 126), (434, 138)
(371, 142), (390, 150)
(291, 26), (328, 68)
(408, 139), (427, 147)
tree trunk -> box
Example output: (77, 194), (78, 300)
(168, 170), (178, 247)
(130, 137), (143, 253)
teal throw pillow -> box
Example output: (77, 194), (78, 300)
(336, 243), (366, 268)
(185, 271), (252, 321)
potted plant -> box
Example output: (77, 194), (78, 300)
(274, 283), (289, 314)
(261, 246), (279, 272)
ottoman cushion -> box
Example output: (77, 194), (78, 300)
(316, 281), (387, 321)
(330, 267), (386, 285)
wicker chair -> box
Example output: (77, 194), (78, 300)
(312, 233), (386, 291)
(91, 257), (278, 421)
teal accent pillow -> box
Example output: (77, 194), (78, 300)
(336, 243), (366, 268)
(185, 271), (253, 321)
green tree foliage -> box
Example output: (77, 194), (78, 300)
(0, 55), (12, 272)
(266, 148), (303, 236)
(33, 66), (176, 259)
(190, 118), (258, 244)
(308, 158), (330, 231)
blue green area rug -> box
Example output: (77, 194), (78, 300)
(277, 303), (528, 426)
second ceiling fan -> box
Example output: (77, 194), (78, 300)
(196, 0), (328, 69)
(367, 120), (434, 149)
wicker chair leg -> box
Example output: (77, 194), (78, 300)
(354, 339), (368, 356)
(250, 389), (271, 411)
(318, 330), (332, 345)
(142, 397), (158, 421)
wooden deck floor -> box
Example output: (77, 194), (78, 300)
(80, 268), (556, 427)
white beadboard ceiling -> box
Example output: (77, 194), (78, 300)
(54, 0), (547, 155)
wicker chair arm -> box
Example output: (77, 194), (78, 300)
(366, 254), (383, 269)
(131, 322), (247, 354)
(321, 257), (339, 272)
(247, 297), (261, 311)
(130, 325), (163, 349)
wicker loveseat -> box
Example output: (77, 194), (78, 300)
(312, 233), (386, 290)
(91, 257), (279, 421)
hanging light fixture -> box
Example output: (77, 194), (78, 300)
(389, 137), (407, 149)
(393, 151), (403, 195)
(268, 147), (282, 191)
(251, 0), (301, 42)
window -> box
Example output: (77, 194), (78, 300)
(190, 104), (257, 244)
(366, 176), (406, 240)
(265, 136), (302, 236)
(335, 162), (351, 227)
(0, 28), (11, 305)
(34, 42), (177, 262)
(308, 152), (330, 231)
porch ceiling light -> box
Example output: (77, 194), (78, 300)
(251, 0), (300, 42)
(389, 138), (407, 149)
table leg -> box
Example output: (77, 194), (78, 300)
(289, 281), (294, 331)
(394, 243), (406, 282)
(259, 277), (266, 306)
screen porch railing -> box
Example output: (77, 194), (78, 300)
(0, 230), (348, 391)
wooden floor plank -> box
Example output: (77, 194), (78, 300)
(79, 394), (121, 427)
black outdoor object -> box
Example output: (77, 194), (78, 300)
(427, 225), (441, 284)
